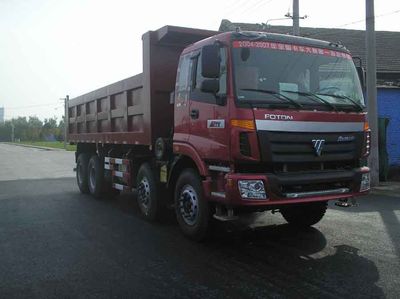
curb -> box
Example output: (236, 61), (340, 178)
(370, 190), (400, 198)
(371, 183), (400, 198)
(5, 142), (65, 151)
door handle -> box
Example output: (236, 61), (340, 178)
(190, 109), (199, 119)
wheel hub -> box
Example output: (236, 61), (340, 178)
(179, 185), (198, 226)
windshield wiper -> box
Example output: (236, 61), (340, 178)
(281, 90), (338, 112)
(316, 93), (364, 112)
(240, 88), (303, 109)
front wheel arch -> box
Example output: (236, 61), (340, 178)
(168, 156), (199, 191)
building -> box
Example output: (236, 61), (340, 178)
(0, 107), (4, 124)
(219, 20), (400, 176)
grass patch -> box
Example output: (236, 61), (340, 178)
(18, 141), (76, 151)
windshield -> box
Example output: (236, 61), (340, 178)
(232, 40), (365, 111)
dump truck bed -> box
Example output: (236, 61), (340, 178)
(67, 25), (217, 146)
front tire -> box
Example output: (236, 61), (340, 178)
(87, 155), (104, 198)
(76, 153), (90, 194)
(174, 169), (210, 241)
(280, 201), (328, 228)
(136, 163), (161, 221)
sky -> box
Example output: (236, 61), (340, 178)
(1, 0), (399, 121)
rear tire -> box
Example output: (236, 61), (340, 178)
(76, 153), (90, 194)
(280, 201), (328, 228)
(174, 169), (210, 241)
(88, 155), (103, 198)
(136, 163), (161, 221)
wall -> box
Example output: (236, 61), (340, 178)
(377, 88), (400, 166)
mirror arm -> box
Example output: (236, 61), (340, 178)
(215, 94), (226, 106)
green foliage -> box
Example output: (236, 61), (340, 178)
(19, 141), (76, 151)
(0, 121), (13, 141)
(0, 116), (65, 142)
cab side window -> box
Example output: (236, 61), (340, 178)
(175, 54), (191, 103)
(191, 47), (227, 104)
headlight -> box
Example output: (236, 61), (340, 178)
(360, 173), (370, 192)
(238, 180), (267, 199)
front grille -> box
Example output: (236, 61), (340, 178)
(268, 170), (357, 197)
(280, 180), (352, 194)
(258, 131), (364, 163)
(274, 160), (358, 172)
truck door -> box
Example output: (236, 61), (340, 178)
(174, 54), (192, 142)
(188, 48), (229, 162)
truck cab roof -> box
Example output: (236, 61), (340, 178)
(185, 30), (350, 54)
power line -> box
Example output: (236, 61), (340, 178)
(304, 8), (400, 38)
(225, 0), (275, 21)
(224, 0), (252, 17)
(241, 0), (275, 17)
(248, 0), (275, 13)
(6, 102), (63, 110)
(337, 9), (400, 28)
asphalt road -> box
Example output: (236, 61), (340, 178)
(0, 143), (399, 298)
(0, 143), (74, 181)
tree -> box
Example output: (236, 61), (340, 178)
(12, 117), (29, 141)
(42, 117), (59, 141)
(27, 116), (43, 141)
(0, 121), (12, 142)
(58, 116), (65, 141)
(0, 115), (65, 142)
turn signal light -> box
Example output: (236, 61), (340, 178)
(364, 121), (370, 131)
(230, 119), (255, 130)
(363, 129), (371, 157)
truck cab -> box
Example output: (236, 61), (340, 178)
(172, 31), (370, 229)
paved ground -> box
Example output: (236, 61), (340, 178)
(0, 143), (399, 298)
(0, 143), (75, 181)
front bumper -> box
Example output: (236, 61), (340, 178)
(206, 167), (370, 207)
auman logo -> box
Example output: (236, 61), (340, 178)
(312, 139), (325, 156)
(207, 119), (225, 129)
(337, 135), (355, 142)
(264, 114), (293, 120)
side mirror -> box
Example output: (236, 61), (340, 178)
(201, 79), (226, 106)
(215, 96), (226, 106)
(201, 79), (219, 94)
(353, 57), (365, 89)
(356, 66), (366, 89)
(201, 45), (220, 78)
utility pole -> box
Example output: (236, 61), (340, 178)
(293, 0), (300, 36)
(366, 0), (379, 186)
(11, 123), (15, 142)
(64, 95), (69, 150)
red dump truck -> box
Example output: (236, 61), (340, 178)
(67, 25), (370, 240)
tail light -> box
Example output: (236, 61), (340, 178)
(363, 121), (371, 157)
